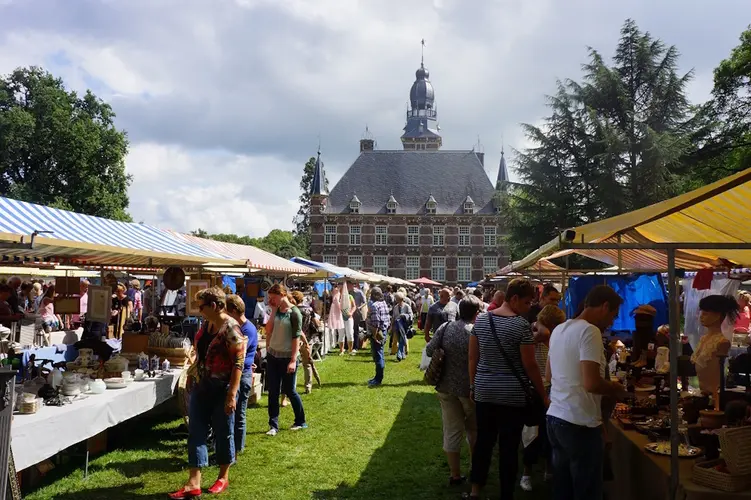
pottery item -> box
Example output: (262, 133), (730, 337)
(88, 379), (106, 394)
(161, 359), (170, 372)
(700, 410), (725, 429)
(104, 377), (128, 389)
(134, 369), (145, 381)
(138, 352), (149, 371)
(121, 370), (132, 380)
(149, 354), (160, 372)
(104, 354), (129, 373)
(47, 368), (63, 389)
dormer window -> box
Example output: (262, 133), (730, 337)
(386, 194), (398, 214)
(349, 195), (361, 214)
(426, 194), (437, 215)
(463, 195), (475, 214)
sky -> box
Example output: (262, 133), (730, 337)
(0, 0), (748, 237)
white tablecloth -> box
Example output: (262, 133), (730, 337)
(11, 370), (181, 470)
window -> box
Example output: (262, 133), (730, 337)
(323, 254), (338, 265)
(426, 202), (437, 214)
(349, 225), (361, 245)
(324, 225), (337, 245)
(375, 225), (388, 246)
(431, 256), (446, 282)
(373, 255), (388, 275)
(348, 255), (363, 270)
(457, 256), (471, 282)
(432, 226), (445, 246)
(387, 199), (397, 214)
(407, 226), (420, 246)
(349, 197), (361, 213)
(483, 256), (497, 276)
(484, 226), (497, 247)
(406, 256), (420, 280)
(463, 201), (475, 214)
(458, 226), (470, 246)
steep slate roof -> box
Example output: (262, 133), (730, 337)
(328, 150), (496, 215)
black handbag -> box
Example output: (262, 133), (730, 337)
(487, 314), (546, 426)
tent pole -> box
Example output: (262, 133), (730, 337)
(617, 234), (622, 274)
(667, 247), (679, 500)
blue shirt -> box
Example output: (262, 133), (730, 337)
(240, 320), (258, 374)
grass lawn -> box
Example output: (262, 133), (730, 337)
(25, 337), (551, 500)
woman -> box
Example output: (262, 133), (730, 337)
(328, 287), (344, 354)
(264, 284), (307, 436)
(338, 286), (357, 356)
(131, 279), (143, 322)
(39, 285), (60, 344)
(425, 296), (481, 487)
(418, 288), (433, 329)
(465, 279), (549, 500)
(170, 287), (245, 499)
(111, 283), (133, 339)
(290, 291), (321, 394)
(390, 292), (413, 361)
(735, 291), (751, 334)
(365, 287), (390, 386)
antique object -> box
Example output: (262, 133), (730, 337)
(644, 442), (702, 457)
(87, 379), (106, 394)
(700, 410), (726, 429)
(162, 267), (186, 291)
(104, 354), (128, 373)
(103, 378), (127, 390)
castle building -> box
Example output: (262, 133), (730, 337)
(309, 54), (509, 284)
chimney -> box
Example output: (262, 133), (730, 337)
(475, 152), (484, 166)
(360, 138), (375, 152)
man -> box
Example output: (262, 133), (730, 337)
(366, 287), (390, 386)
(487, 290), (505, 311)
(348, 282), (367, 350)
(225, 294), (257, 455)
(423, 288), (459, 342)
(527, 284), (562, 324)
(546, 285), (628, 500)
(72, 280), (90, 326)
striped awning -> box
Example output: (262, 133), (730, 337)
(0, 197), (244, 267)
(169, 232), (314, 275)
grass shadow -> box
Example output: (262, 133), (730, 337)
(38, 483), (167, 500)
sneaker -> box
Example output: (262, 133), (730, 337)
(304, 385), (312, 394)
(520, 476), (532, 492)
(265, 428), (278, 437)
(368, 380), (382, 387)
(290, 423), (308, 431)
(350, 350), (357, 355)
(339, 351), (344, 356)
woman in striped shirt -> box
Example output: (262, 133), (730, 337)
(465, 279), (549, 500)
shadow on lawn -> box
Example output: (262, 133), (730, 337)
(312, 390), (456, 500)
(42, 483), (167, 500)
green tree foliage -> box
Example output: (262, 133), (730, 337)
(504, 19), (697, 259)
(292, 155), (329, 254)
(0, 67), (131, 220)
(190, 228), (308, 259)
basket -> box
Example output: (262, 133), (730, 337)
(718, 426), (751, 475)
(692, 459), (751, 492)
(147, 346), (191, 367)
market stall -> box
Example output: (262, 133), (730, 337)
(500, 167), (751, 499)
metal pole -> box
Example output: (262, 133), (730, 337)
(667, 248), (680, 500)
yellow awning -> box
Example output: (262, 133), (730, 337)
(508, 167), (751, 271)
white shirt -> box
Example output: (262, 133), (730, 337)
(547, 319), (606, 428)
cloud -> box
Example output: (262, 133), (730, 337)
(0, 0), (749, 235)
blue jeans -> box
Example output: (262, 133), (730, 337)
(234, 371), (253, 453)
(266, 354), (306, 430)
(396, 328), (407, 360)
(370, 339), (385, 383)
(547, 415), (603, 500)
(188, 378), (235, 467)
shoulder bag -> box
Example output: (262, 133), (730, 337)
(424, 322), (448, 386)
(487, 314), (545, 426)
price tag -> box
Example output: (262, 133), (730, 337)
(647, 342), (655, 351)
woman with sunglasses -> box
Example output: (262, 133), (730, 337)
(170, 286), (246, 499)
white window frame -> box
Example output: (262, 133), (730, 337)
(348, 255), (363, 270)
(432, 226), (445, 247)
(373, 255), (388, 275)
(457, 256), (471, 282)
(349, 225), (362, 246)
(483, 256), (497, 276)
(458, 226), (470, 246)
(407, 225), (420, 246)
(387, 201), (397, 214)
(324, 224), (337, 245)
(463, 202), (474, 214)
(484, 226), (497, 247)
(375, 225), (388, 246)
(350, 200), (361, 213)
(323, 254), (338, 265)
(431, 256), (446, 282)
(406, 256), (420, 280)
(426, 202), (437, 215)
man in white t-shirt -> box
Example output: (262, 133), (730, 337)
(546, 285), (627, 500)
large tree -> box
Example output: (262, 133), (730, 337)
(505, 19), (697, 258)
(0, 67), (131, 220)
(292, 155), (328, 254)
(191, 228), (308, 259)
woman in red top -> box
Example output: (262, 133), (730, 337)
(170, 287), (246, 499)
(735, 291), (751, 334)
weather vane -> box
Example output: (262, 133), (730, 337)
(421, 38), (426, 65)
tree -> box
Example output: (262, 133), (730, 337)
(292, 156), (328, 254)
(505, 19), (697, 258)
(0, 67), (131, 220)
(190, 228), (309, 259)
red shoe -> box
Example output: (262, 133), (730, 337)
(208, 479), (228, 494)
(168, 486), (202, 499)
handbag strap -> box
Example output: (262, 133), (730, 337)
(487, 313), (535, 401)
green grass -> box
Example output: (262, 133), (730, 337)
(25, 337), (551, 499)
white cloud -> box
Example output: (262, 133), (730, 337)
(0, 0), (749, 235)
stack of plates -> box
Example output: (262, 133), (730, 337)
(19, 398), (41, 414)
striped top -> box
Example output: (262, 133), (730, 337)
(535, 343), (550, 388)
(471, 312), (534, 407)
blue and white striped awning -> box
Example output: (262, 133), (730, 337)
(0, 197), (243, 267)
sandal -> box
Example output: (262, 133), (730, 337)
(449, 476), (466, 486)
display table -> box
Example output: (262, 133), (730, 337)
(11, 370), (181, 471)
(608, 419), (751, 500)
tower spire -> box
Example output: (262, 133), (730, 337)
(421, 38), (425, 66)
(401, 40), (442, 151)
